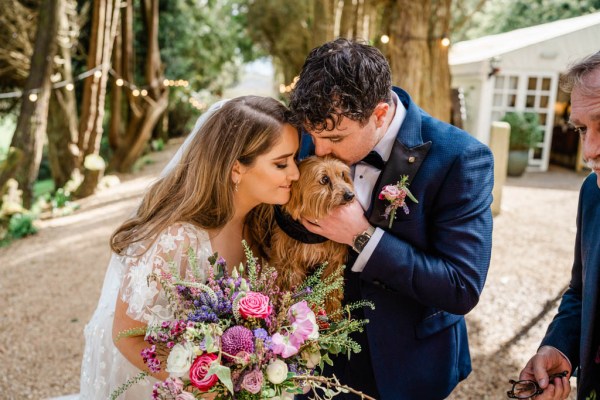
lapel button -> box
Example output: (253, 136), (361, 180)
(408, 156), (416, 163)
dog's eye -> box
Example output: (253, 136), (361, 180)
(320, 175), (330, 185)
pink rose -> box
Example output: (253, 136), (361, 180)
(379, 184), (401, 201)
(189, 353), (219, 391)
(241, 369), (263, 394)
(238, 292), (273, 319)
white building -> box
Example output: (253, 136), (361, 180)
(449, 12), (600, 171)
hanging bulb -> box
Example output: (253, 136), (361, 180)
(28, 93), (38, 102)
(65, 83), (74, 91)
(116, 78), (124, 87)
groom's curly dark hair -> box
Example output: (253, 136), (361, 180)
(289, 38), (392, 132)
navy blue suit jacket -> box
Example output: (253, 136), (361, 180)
(541, 173), (600, 399)
(300, 87), (494, 399)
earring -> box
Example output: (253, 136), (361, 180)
(234, 181), (239, 192)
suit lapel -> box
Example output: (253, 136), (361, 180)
(368, 140), (431, 226)
(367, 87), (432, 227)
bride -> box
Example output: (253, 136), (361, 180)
(79, 96), (300, 399)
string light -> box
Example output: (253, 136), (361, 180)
(0, 63), (192, 104)
(380, 35), (390, 44)
(441, 36), (450, 47)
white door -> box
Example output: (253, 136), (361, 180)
(490, 72), (558, 171)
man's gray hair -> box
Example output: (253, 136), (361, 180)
(560, 50), (600, 95)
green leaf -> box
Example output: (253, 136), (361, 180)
(405, 188), (418, 204)
(207, 363), (233, 394)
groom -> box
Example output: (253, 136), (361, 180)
(291, 38), (494, 399)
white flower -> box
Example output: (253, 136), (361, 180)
(265, 359), (288, 384)
(166, 342), (194, 377)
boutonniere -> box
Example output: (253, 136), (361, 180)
(378, 175), (418, 229)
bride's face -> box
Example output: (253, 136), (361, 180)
(236, 123), (300, 207)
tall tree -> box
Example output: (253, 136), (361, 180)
(47, 0), (80, 189)
(3, 0), (62, 207)
(76, 0), (120, 197)
(379, 0), (452, 121)
(108, 0), (168, 172)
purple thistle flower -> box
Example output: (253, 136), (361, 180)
(221, 326), (255, 362)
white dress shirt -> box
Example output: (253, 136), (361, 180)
(351, 91), (406, 272)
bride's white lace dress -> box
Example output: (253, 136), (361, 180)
(79, 222), (213, 399)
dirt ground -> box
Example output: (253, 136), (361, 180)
(0, 138), (590, 399)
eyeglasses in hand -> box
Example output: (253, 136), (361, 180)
(507, 371), (569, 399)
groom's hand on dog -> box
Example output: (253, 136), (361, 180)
(301, 200), (371, 246)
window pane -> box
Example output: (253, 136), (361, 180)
(539, 113), (547, 125)
(509, 76), (518, 89)
(509, 94), (517, 107)
(542, 78), (551, 91)
(528, 77), (537, 90)
(495, 76), (505, 89)
(526, 95), (536, 108)
(540, 96), (549, 108)
(493, 94), (503, 106)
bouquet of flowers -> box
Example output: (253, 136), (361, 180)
(111, 242), (374, 400)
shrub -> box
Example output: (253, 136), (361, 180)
(501, 112), (544, 151)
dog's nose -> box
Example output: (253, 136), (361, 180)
(343, 190), (355, 202)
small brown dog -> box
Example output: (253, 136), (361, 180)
(270, 156), (355, 313)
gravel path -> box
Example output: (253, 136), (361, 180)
(0, 142), (590, 399)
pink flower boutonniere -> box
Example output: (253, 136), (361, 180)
(378, 175), (418, 229)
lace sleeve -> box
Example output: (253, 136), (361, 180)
(119, 223), (211, 322)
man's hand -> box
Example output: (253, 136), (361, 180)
(519, 346), (572, 400)
(301, 200), (370, 246)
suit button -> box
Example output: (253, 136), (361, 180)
(408, 156), (416, 163)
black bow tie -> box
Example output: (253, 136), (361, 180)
(360, 151), (385, 170)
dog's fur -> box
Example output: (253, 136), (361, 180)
(270, 156), (355, 313)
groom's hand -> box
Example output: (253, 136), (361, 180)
(301, 199), (370, 246)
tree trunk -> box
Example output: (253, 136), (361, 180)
(0, 148), (24, 197)
(76, 0), (120, 197)
(47, 0), (80, 189)
(311, 0), (335, 47)
(5, 0), (62, 208)
(108, 0), (169, 173)
(384, 0), (452, 122)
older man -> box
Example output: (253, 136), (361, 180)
(519, 50), (600, 400)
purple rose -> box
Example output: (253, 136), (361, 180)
(241, 369), (263, 394)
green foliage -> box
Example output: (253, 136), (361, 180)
(453, 0), (600, 41)
(7, 212), (37, 239)
(109, 372), (149, 400)
(502, 112), (544, 151)
(159, 0), (258, 93)
(0, 114), (16, 156)
(33, 179), (55, 199)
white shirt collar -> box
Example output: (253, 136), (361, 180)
(373, 91), (405, 162)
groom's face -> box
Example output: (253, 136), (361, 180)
(307, 103), (389, 166)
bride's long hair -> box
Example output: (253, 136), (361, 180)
(110, 96), (294, 257)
